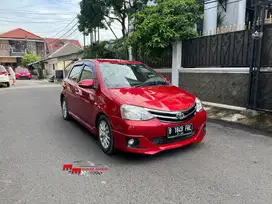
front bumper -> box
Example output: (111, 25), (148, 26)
(16, 75), (31, 79)
(111, 110), (207, 155)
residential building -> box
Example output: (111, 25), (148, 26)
(203, 0), (272, 35)
(0, 28), (46, 66)
(42, 38), (82, 76)
(45, 38), (81, 55)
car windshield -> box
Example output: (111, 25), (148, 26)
(0, 65), (6, 71)
(16, 67), (28, 73)
(98, 63), (169, 88)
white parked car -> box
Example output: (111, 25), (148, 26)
(0, 65), (10, 87)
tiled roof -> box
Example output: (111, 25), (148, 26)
(45, 38), (81, 54)
(0, 28), (43, 40)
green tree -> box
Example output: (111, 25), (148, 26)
(129, 0), (203, 60)
(217, 11), (226, 28)
(83, 39), (127, 59)
(21, 53), (41, 67)
(78, 0), (149, 38)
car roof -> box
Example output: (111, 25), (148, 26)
(82, 59), (143, 65)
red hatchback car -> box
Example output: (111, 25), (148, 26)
(60, 59), (206, 155)
(15, 67), (32, 79)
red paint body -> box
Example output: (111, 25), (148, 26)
(61, 59), (206, 155)
(15, 67), (32, 79)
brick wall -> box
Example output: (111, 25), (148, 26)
(159, 71), (249, 107)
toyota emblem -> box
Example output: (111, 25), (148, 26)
(176, 112), (184, 119)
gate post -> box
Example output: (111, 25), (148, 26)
(171, 41), (182, 87)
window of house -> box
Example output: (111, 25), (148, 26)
(10, 41), (25, 52)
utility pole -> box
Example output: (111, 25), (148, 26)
(98, 27), (100, 43)
(90, 29), (93, 46)
(83, 32), (86, 47)
(94, 28), (97, 43)
(90, 32), (93, 45)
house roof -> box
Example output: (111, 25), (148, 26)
(47, 42), (82, 59)
(45, 38), (81, 54)
(0, 28), (43, 40)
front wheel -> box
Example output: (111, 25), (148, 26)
(6, 82), (10, 87)
(97, 116), (115, 155)
(61, 97), (70, 120)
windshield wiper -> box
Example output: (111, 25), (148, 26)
(133, 81), (168, 88)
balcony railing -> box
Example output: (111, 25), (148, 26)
(10, 49), (26, 57)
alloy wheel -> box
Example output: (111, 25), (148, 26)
(99, 120), (111, 149)
(62, 100), (68, 119)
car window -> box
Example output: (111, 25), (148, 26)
(68, 65), (83, 82)
(0, 65), (6, 71)
(15, 68), (29, 73)
(79, 65), (96, 81)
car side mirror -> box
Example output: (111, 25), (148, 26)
(78, 79), (95, 89)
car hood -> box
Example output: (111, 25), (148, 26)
(109, 85), (196, 111)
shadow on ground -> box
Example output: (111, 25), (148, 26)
(65, 117), (205, 165)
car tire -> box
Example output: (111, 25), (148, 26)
(61, 97), (71, 121)
(97, 115), (115, 155)
(6, 82), (10, 87)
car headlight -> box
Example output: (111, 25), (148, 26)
(195, 97), (203, 112)
(120, 104), (154, 121)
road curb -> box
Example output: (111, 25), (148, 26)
(205, 104), (272, 133)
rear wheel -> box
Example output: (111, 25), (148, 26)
(6, 82), (10, 87)
(97, 116), (115, 155)
(61, 97), (70, 120)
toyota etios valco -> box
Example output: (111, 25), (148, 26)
(60, 59), (206, 155)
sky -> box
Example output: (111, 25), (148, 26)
(0, 0), (124, 45)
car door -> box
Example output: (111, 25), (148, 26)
(65, 63), (84, 117)
(77, 62), (98, 127)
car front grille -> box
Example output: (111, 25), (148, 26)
(145, 103), (196, 123)
(20, 76), (28, 79)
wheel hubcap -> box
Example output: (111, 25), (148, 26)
(99, 121), (110, 149)
(62, 101), (67, 118)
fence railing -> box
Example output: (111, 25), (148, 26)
(182, 24), (272, 68)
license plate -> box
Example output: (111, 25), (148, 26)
(167, 124), (193, 139)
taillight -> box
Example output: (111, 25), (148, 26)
(0, 71), (7, 76)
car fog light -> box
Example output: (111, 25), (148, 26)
(128, 139), (135, 146)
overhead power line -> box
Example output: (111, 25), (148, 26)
(65, 28), (79, 39)
(0, 19), (72, 24)
(49, 17), (77, 38)
(0, 9), (77, 16)
(57, 23), (78, 39)
(48, 23), (79, 44)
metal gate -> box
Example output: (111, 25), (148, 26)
(248, 0), (272, 111)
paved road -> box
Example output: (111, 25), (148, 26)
(0, 82), (272, 204)
(0, 79), (59, 90)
